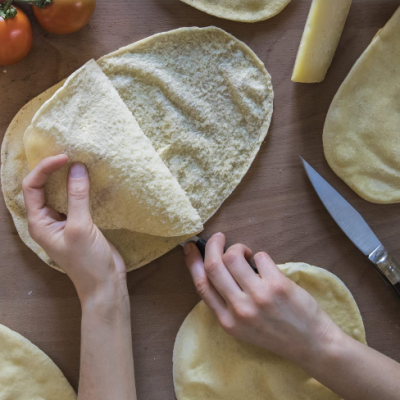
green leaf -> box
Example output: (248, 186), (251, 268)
(0, 3), (17, 20)
(32, 0), (51, 8)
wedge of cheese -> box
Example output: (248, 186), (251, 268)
(292, 0), (352, 83)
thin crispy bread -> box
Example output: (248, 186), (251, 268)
(0, 324), (76, 400)
(180, 0), (291, 22)
(1, 27), (273, 272)
(323, 7), (400, 203)
(173, 263), (366, 400)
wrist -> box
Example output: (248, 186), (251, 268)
(80, 279), (130, 318)
(296, 321), (347, 372)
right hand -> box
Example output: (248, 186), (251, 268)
(22, 155), (128, 307)
(184, 233), (343, 366)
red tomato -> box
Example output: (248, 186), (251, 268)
(33, 0), (96, 35)
(0, 7), (33, 66)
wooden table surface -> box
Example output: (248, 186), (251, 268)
(1, 0), (400, 398)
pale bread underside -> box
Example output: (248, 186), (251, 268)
(173, 262), (366, 400)
(323, 7), (400, 204)
(0, 324), (76, 400)
(179, 0), (291, 22)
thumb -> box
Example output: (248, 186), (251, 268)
(67, 163), (92, 226)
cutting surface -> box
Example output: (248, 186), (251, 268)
(1, 1), (400, 398)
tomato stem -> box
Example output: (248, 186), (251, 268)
(15, 0), (51, 8)
(0, 0), (16, 19)
(0, 0), (51, 18)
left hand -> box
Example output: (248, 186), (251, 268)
(22, 154), (127, 306)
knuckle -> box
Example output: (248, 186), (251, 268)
(222, 251), (240, 267)
(22, 177), (30, 192)
(204, 258), (221, 277)
(252, 292), (272, 308)
(254, 251), (269, 263)
(27, 222), (40, 242)
(69, 182), (88, 201)
(233, 304), (257, 321)
(22, 181), (35, 197)
(228, 243), (248, 253)
(209, 232), (224, 243)
(194, 277), (209, 298)
(219, 315), (236, 335)
(271, 281), (290, 298)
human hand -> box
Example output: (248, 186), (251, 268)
(184, 233), (342, 366)
(22, 155), (128, 306)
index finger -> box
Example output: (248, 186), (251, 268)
(184, 242), (226, 316)
(22, 154), (68, 219)
(204, 233), (242, 303)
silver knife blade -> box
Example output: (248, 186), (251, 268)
(300, 157), (381, 256)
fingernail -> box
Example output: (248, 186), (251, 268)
(184, 243), (193, 255)
(69, 163), (86, 178)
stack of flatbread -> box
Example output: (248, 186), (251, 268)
(1, 27), (274, 272)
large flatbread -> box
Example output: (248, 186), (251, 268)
(323, 7), (400, 203)
(1, 27), (273, 272)
(1, 81), (191, 272)
(98, 27), (273, 222)
(173, 262), (366, 400)
(0, 324), (76, 400)
(179, 0), (291, 22)
(23, 60), (203, 237)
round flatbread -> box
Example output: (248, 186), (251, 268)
(323, 7), (400, 204)
(0, 324), (76, 400)
(180, 0), (291, 22)
(1, 27), (273, 272)
(173, 262), (366, 400)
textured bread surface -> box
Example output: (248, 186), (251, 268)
(24, 59), (203, 238)
(173, 262), (366, 400)
(0, 324), (76, 400)
(1, 27), (273, 272)
(323, 7), (400, 203)
(180, 0), (291, 22)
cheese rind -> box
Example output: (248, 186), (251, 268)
(292, 0), (352, 83)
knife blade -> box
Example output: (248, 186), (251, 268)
(301, 157), (400, 297)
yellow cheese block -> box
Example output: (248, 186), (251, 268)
(292, 0), (352, 83)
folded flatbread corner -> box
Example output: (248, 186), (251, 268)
(23, 59), (203, 238)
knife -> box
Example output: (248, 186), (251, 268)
(301, 157), (400, 298)
(180, 236), (207, 258)
(180, 236), (259, 274)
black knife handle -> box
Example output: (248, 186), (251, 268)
(393, 283), (400, 299)
(195, 238), (259, 274)
(194, 238), (207, 259)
